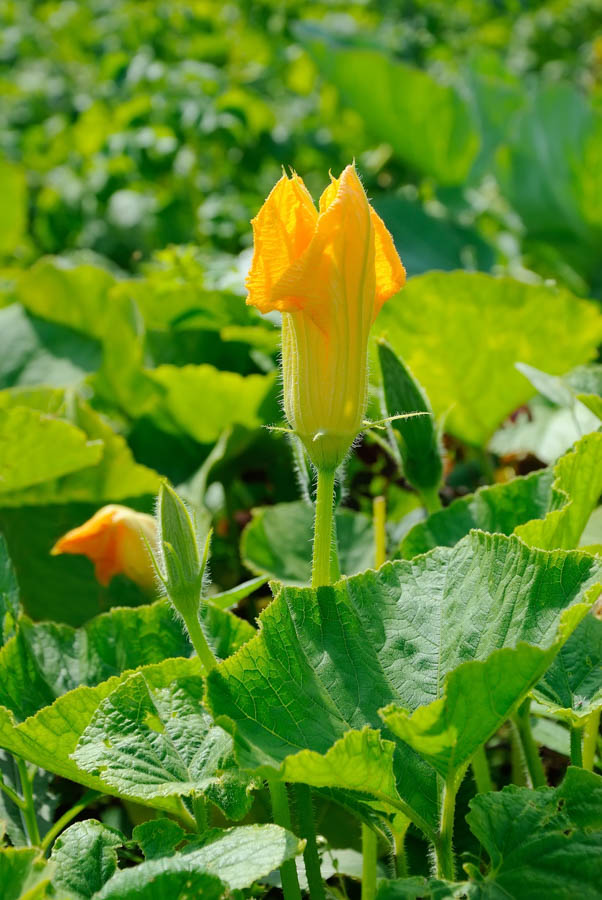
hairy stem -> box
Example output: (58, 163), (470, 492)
(268, 778), (302, 900)
(392, 820), (409, 878)
(513, 700), (546, 788)
(435, 776), (457, 881)
(192, 793), (208, 833)
(295, 784), (325, 900)
(570, 725), (584, 768)
(582, 709), (601, 771)
(182, 611), (218, 674)
(471, 744), (494, 794)
(16, 758), (40, 846)
(311, 467), (336, 588)
(361, 823), (378, 900)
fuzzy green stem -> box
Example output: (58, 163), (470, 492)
(182, 612), (218, 673)
(393, 821), (409, 878)
(513, 701), (546, 788)
(295, 784), (325, 900)
(570, 725), (584, 768)
(268, 778), (302, 900)
(312, 467), (336, 588)
(41, 790), (100, 853)
(373, 496), (387, 568)
(17, 758), (40, 846)
(435, 776), (457, 881)
(192, 794), (208, 833)
(471, 745), (494, 794)
(420, 486), (442, 515)
(582, 709), (600, 771)
(0, 772), (25, 809)
(361, 823), (378, 900)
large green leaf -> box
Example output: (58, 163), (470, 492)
(306, 39), (479, 184)
(377, 769), (602, 899)
(0, 406), (102, 494)
(241, 501), (374, 585)
(50, 820), (124, 899)
(146, 364), (279, 444)
(400, 432), (602, 557)
(94, 824), (303, 899)
(532, 613), (602, 725)
(0, 847), (52, 900)
(376, 272), (602, 446)
(207, 533), (601, 832)
(73, 672), (254, 819)
(0, 304), (101, 390)
(0, 388), (159, 506)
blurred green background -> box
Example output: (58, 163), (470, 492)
(1, 0), (601, 624)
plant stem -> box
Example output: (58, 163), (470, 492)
(40, 790), (100, 853)
(435, 776), (457, 881)
(16, 757), (40, 846)
(182, 612), (218, 673)
(392, 820), (409, 878)
(0, 772), (25, 809)
(267, 778), (302, 900)
(361, 823), (378, 900)
(192, 793), (208, 833)
(373, 496), (387, 568)
(570, 725), (584, 768)
(513, 700), (546, 788)
(471, 745), (494, 794)
(311, 467), (336, 588)
(582, 709), (600, 771)
(420, 486), (442, 515)
(295, 784), (325, 900)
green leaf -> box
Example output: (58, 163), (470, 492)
(377, 769), (602, 898)
(0, 406), (102, 494)
(147, 364), (278, 444)
(0, 160), (27, 256)
(17, 259), (117, 343)
(0, 388), (159, 506)
(241, 501), (374, 585)
(0, 534), (20, 645)
(400, 432), (602, 557)
(132, 819), (186, 861)
(533, 613), (602, 725)
(375, 272), (602, 446)
(0, 304), (101, 390)
(50, 820), (124, 899)
(306, 39), (479, 184)
(0, 658), (198, 818)
(98, 824), (303, 898)
(0, 847), (52, 900)
(95, 861), (224, 900)
(377, 340), (442, 493)
(72, 672), (254, 820)
(207, 533), (601, 832)
(464, 768), (602, 898)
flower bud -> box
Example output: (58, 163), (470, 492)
(51, 505), (157, 591)
(246, 163), (405, 469)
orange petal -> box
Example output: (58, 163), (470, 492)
(272, 163), (374, 331)
(371, 208), (406, 314)
(245, 172), (317, 314)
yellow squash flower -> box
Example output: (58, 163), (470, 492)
(246, 163), (405, 469)
(51, 505), (157, 592)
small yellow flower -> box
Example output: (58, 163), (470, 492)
(246, 163), (405, 468)
(51, 505), (157, 591)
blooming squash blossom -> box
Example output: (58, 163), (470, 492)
(51, 505), (157, 591)
(246, 163), (405, 469)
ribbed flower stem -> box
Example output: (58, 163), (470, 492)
(582, 709), (601, 771)
(295, 784), (325, 900)
(570, 725), (584, 768)
(361, 824), (378, 900)
(471, 745), (494, 794)
(311, 467), (336, 588)
(268, 778), (302, 900)
(17, 758), (40, 846)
